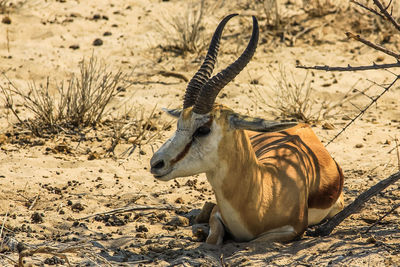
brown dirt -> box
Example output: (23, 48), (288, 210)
(0, 0), (400, 266)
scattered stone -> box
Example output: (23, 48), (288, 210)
(44, 256), (64, 265)
(53, 143), (72, 154)
(175, 197), (184, 204)
(136, 225), (149, 232)
(71, 202), (85, 212)
(88, 151), (100, 160)
(31, 212), (44, 223)
(2, 16), (11, 24)
(69, 44), (80, 50)
(168, 216), (189, 227)
(355, 143), (364, 148)
(149, 244), (165, 253)
(136, 233), (147, 238)
(92, 38), (103, 46)
(92, 14), (101, 20)
(103, 31), (112, 36)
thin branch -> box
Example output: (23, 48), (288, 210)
(350, 0), (384, 19)
(157, 70), (188, 82)
(296, 62), (400, 72)
(326, 75), (399, 146)
(346, 32), (400, 60)
(77, 204), (176, 221)
(373, 0), (400, 31)
(365, 202), (400, 233)
(308, 170), (400, 237)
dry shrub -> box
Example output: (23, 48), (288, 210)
(1, 56), (131, 136)
(108, 106), (173, 156)
(157, 0), (206, 54)
(301, 0), (339, 17)
(0, 0), (26, 14)
(253, 67), (360, 123)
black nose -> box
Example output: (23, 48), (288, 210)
(152, 160), (165, 170)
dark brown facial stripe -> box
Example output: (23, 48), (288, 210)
(170, 118), (212, 166)
(171, 140), (193, 165)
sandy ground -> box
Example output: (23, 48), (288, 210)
(0, 0), (400, 266)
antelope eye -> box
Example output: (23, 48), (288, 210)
(193, 126), (211, 138)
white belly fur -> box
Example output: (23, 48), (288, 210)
(217, 199), (254, 241)
(308, 195), (344, 225)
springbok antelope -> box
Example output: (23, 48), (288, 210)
(150, 14), (344, 245)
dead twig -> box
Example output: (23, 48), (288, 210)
(77, 204), (176, 221)
(395, 136), (400, 171)
(28, 194), (39, 210)
(365, 202), (400, 233)
(157, 70), (188, 82)
(326, 75), (399, 146)
(350, 0), (385, 19)
(346, 32), (400, 60)
(297, 62), (400, 71)
(308, 170), (400, 237)
(0, 212), (8, 248)
(373, 0), (400, 31)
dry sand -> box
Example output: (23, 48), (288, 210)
(0, 0), (399, 266)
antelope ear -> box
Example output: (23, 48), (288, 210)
(229, 113), (297, 132)
(162, 108), (182, 118)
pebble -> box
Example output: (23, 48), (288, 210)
(92, 38), (103, 46)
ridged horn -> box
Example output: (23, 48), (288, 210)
(183, 14), (238, 109)
(193, 16), (259, 114)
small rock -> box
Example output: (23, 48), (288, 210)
(2, 16), (11, 24)
(88, 152), (100, 160)
(168, 216), (189, 227)
(31, 212), (44, 223)
(92, 38), (103, 46)
(149, 244), (165, 253)
(175, 197), (184, 204)
(135, 233), (147, 238)
(355, 143), (364, 148)
(103, 31), (112, 36)
(44, 256), (64, 265)
(69, 44), (80, 50)
(136, 225), (148, 232)
(71, 202), (85, 212)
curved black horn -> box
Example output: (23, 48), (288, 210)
(193, 16), (259, 114)
(183, 14), (238, 109)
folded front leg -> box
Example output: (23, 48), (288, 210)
(206, 205), (225, 245)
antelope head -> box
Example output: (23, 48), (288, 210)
(150, 14), (296, 181)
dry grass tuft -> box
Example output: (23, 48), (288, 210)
(157, 0), (206, 54)
(253, 67), (360, 123)
(108, 105), (173, 156)
(1, 56), (131, 136)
